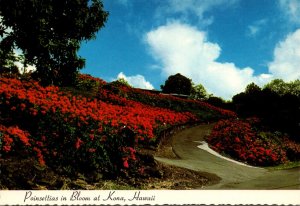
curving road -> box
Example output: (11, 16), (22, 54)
(155, 124), (300, 189)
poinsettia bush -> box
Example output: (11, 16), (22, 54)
(0, 77), (197, 176)
(207, 118), (300, 166)
(99, 80), (236, 121)
(71, 74), (236, 122)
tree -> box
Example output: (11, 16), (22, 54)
(116, 77), (131, 88)
(232, 81), (300, 141)
(290, 79), (300, 97)
(245, 82), (261, 94)
(264, 79), (300, 97)
(0, 19), (19, 75)
(264, 79), (289, 96)
(161, 73), (192, 95)
(0, 0), (108, 85)
(189, 83), (209, 100)
(0, 48), (20, 76)
(206, 96), (226, 107)
(232, 83), (264, 117)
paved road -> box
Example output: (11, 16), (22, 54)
(155, 124), (300, 189)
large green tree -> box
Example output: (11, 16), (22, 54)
(0, 0), (108, 85)
(189, 83), (209, 100)
(161, 73), (192, 95)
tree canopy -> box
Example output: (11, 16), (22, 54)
(0, 0), (108, 85)
(232, 81), (300, 141)
(116, 77), (132, 88)
(161, 73), (192, 95)
(189, 83), (209, 100)
(264, 79), (300, 97)
(245, 82), (261, 94)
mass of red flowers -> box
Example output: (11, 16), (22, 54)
(0, 76), (198, 174)
(106, 82), (237, 120)
(0, 124), (46, 166)
(207, 118), (300, 166)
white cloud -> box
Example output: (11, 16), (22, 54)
(279, 0), (300, 24)
(247, 19), (267, 37)
(12, 49), (37, 74)
(0, 22), (36, 74)
(155, 0), (238, 26)
(248, 25), (259, 36)
(0, 16), (13, 41)
(117, 72), (154, 90)
(145, 22), (271, 100)
(14, 61), (36, 74)
(268, 29), (300, 81)
(116, 0), (128, 6)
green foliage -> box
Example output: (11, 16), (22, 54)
(232, 80), (300, 141)
(245, 82), (261, 94)
(0, 34), (20, 76)
(290, 80), (300, 97)
(105, 79), (132, 99)
(264, 79), (289, 96)
(161, 73), (192, 95)
(189, 83), (209, 100)
(0, 0), (108, 86)
(116, 77), (132, 88)
(74, 74), (100, 93)
(264, 79), (300, 97)
(205, 96), (233, 110)
(269, 161), (300, 170)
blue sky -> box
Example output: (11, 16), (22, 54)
(78, 0), (300, 99)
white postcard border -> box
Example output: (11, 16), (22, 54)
(0, 190), (299, 205)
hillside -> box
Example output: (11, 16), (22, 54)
(0, 73), (235, 189)
(1, 73), (299, 189)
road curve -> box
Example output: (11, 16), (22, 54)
(155, 124), (300, 189)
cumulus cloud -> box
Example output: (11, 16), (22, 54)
(145, 22), (272, 100)
(117, 72), (154, 90)
(268, 29), (300, 81)
(279, 0), (300, 24)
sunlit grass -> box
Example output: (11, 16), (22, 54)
(267, 161), (300, 171)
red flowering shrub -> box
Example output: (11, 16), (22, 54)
(101, 81), (236, 121)
(0, 124), (46, 166)
(0, 77), (197, 176)
(283, 138), (300, 161)
(258, 131), (300, 162)
(206, 119), (300, 166)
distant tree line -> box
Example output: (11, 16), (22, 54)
(161, 73), (299, 141)
(232, 80), (300, 141)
